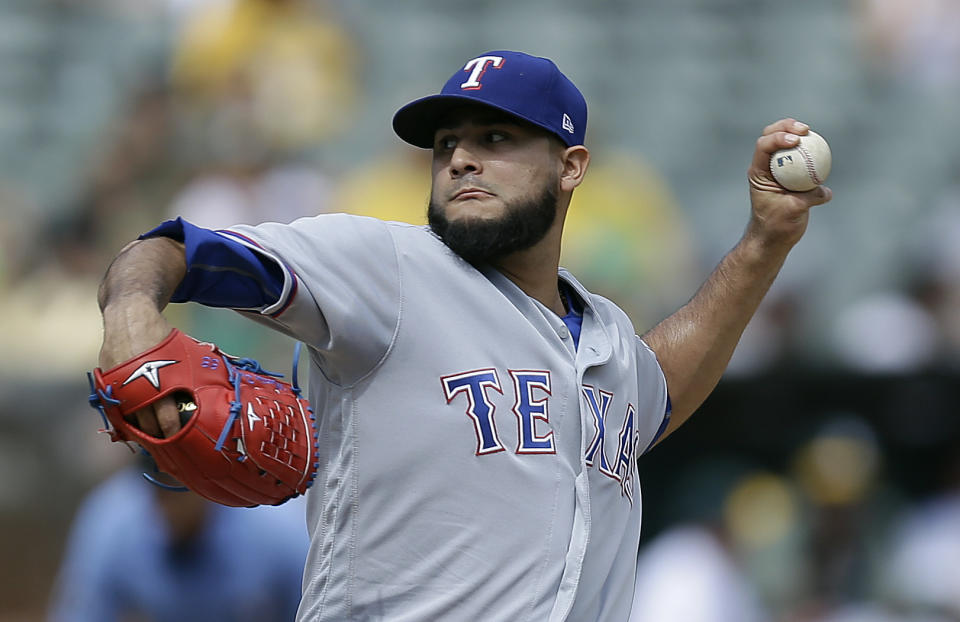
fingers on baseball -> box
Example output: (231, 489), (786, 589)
(762, 118), (808, 136)
(756, 131), (802, 155)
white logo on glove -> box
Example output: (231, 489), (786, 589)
(247, 402), (262, 430)
(122, 360), (178, 390)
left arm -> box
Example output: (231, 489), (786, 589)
(643, 119), (832, 443)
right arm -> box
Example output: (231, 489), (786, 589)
(641, 119), (831, 446)
(99, 214), (403, 436)
(98, 236), (187, 438)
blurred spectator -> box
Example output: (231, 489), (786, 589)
(880, 449), (960, 619)
(630, 525), (768, 622)
(49, 460), (308, 622)
(157, 0), (356, 358)
(723, 471), (808, 615)
(168, 159), (334, 228)
(785, 417), (892, 620)
(830, 290), (939, 373)
(630, 460), (772, 622)
(4, 85), (181, 379)
(907, 189), (960, 369)
(858, 0), (960, 90)
(170, 0), (358, 156)
(71, 85), (184, 267)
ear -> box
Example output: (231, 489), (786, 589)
(559, 146), (590, 192)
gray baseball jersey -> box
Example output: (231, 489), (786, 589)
(227, 213), (669, 621)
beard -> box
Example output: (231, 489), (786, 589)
(427, 180), (559, 265)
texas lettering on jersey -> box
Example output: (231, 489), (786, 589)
(441, 369), (641, 504)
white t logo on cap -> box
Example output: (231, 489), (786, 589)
(460, 55), (504, 90)
(562, 114), (575, 134)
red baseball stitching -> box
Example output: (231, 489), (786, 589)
(797, 144), (822, 185)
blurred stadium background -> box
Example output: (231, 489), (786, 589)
(2, 0), (960, 620)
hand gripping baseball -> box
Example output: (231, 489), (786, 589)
(88, 329), (319, 507)
(747, 118), (833, 249)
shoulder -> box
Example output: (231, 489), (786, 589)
(234, 212), (391, 239)
(231, 215), (440, 255)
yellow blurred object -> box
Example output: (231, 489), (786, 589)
(793, 435), (879, 506)
(171, 0), (358, 149)
(0, 268), (102, 380)
(335, 150), (432, 224)
(723, 472), (799, 550)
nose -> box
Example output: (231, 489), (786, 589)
(449, 143), (481, 178)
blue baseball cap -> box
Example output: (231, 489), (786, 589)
(393, 50), (587, 149)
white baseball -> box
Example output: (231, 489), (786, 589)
(769, 130), (832, 192)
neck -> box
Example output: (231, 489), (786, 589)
(492, 219), (566, 316)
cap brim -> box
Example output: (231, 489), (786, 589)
(392, 94), (549, 149)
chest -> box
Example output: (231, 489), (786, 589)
(358, 272), (645, 502)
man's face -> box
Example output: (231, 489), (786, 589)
(428, 106), (562, 264)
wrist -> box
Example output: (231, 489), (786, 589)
(741, 220), (796, 262)
(726, 232), (791, 288)
(99, 296), (172, 369)
(100, 294), (169, 341)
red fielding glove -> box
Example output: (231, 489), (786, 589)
(89, 329), (318, 507)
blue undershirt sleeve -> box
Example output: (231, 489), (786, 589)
(642, 396), (672, 454)
(140, 217), (290, 312)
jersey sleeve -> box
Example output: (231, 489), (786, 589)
(141, 217), (292, 313)
(636, 337), (671, 455)
(142, 214), (401, 386)
(222, 214), (402, 386)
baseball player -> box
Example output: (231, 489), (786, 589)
(96, 50), (832, 621)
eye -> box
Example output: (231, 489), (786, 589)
(436, 135), (457, 150)
(487, 131), (508, 143)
